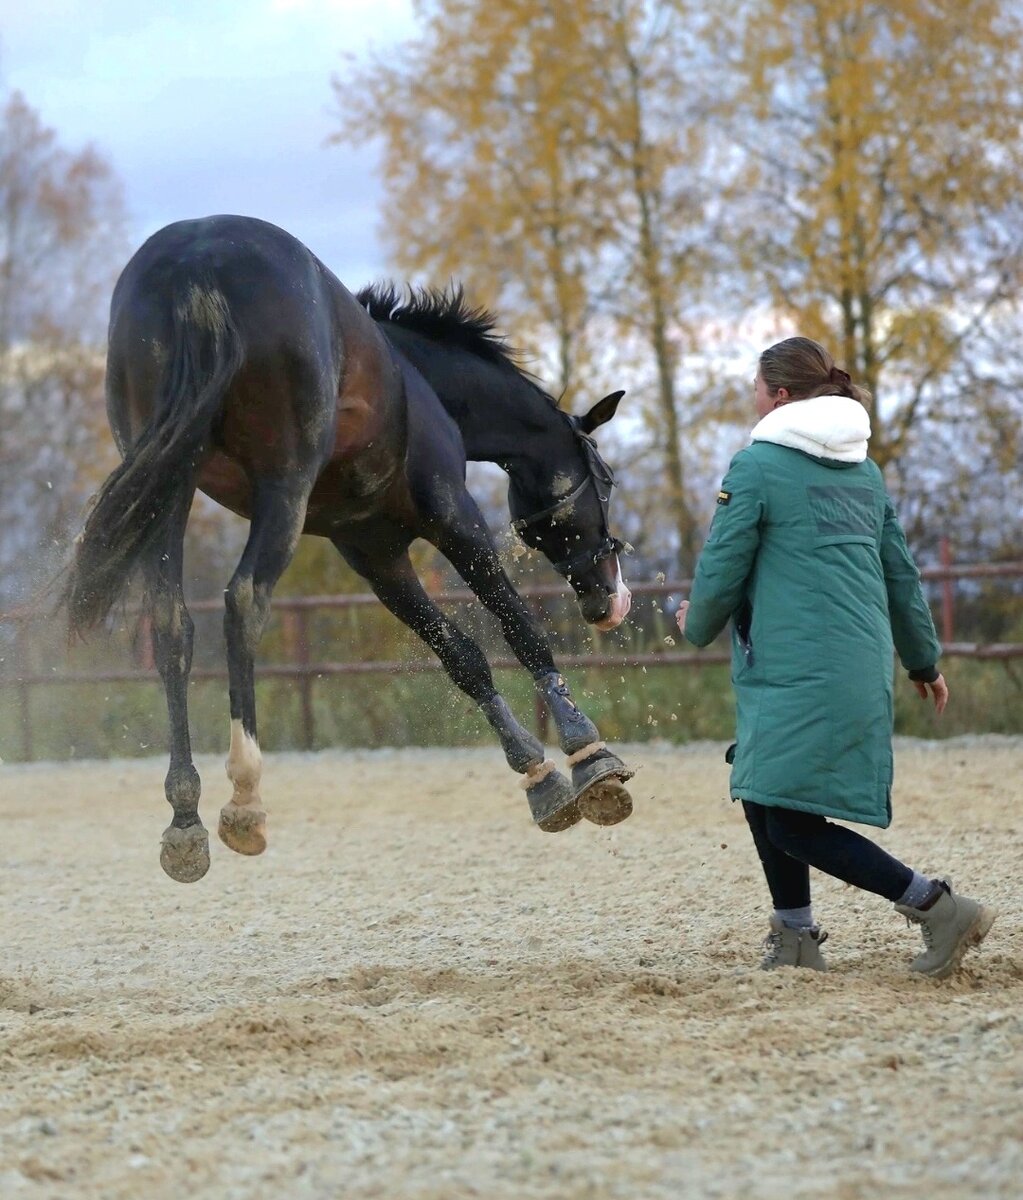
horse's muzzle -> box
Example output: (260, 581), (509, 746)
(578, 558), (632, 631)
(593, 577), (632, 631)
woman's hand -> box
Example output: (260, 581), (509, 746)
(913, 673), (949, 715)
(675, 599), (689, 636)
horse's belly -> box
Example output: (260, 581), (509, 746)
(196, 447), (412, 537)
(197, 453), (254, 520)
(304, 453), (411, 533)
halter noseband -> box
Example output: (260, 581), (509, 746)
(511, 430), (624, 581)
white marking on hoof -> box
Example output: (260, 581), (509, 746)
(218, 801), (268, 856)
(160, 824), (210, 883)
(565, 740), (607, 768)
(226, 718), (263, 806)
(221, 719), (267, 855)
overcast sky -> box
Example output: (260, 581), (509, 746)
(1, 0), (416, 285)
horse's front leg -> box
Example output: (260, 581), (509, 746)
(534, 671), (635, 826)
(438, 518), (634, 827)
(335, 542), (581, 832)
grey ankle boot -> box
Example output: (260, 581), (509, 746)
(760, 915), (828, 971)
(895, 879), (996, 979)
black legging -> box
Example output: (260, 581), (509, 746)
(742, 801), (914, 909)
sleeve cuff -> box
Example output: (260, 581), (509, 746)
(908, 665), (939, 683)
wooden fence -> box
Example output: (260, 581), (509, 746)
(3, 553), (1022, 759)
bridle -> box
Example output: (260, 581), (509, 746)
(511, 426), (625, 582)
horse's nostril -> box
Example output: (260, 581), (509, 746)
(577, 590), (612, 625)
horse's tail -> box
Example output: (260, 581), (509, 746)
(64, 284), (244, 637)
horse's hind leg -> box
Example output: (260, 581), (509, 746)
(219, 477), (312, 857)
(144, 485), (211, 883)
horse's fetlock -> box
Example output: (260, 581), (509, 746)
(165, 763), (201, 811)
(479, 694), (543, 772)
(504, 732), (545, 775)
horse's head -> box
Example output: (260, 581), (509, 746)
(509, 390), (632, 631)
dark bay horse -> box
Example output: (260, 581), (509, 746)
(65, 215), (634, 883)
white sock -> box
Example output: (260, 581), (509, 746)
(897, 871), (939, 910)
(775, 905), (815, 930)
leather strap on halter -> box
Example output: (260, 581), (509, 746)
(511, 425), (623, 580)
(511, 475), (591, 533)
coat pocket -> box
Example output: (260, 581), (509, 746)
(812, 533), (876, 549)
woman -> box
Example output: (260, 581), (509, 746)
(676, 337), (994, 977)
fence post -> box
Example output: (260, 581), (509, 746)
(940, 537), (954, 644)
(15, 621), (33, 761)
(288, 608), (315, 751)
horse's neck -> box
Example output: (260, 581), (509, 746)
(394, 333), (561, 465)
(452, 378), (560, 467)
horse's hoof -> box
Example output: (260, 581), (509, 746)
(218, 802), (268, 856)
(578, 777), (633, 826)
(160, 823), (210, 883)
(526, 768), (582, 833)
(571, 749), (635, 827)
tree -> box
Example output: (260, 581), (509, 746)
(0, 89), (127, 605)
(331, 0), (719, 572)
(711, 0), (1023, 503)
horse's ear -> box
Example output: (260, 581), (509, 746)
(578, 390), (625, 434)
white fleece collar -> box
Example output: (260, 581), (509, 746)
(750, 395), (871, 463)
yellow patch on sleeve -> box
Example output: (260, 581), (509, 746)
(716, 490), (732, 506)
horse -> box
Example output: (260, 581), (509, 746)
(64, 214), (635, 884)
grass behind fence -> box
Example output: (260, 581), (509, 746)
(2, 657), (1020, 764)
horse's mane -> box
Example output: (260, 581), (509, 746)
(357, 282), (563, 410)
(357, 282), (528, 373)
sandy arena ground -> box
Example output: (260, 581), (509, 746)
(1, 738), (1021, 1199)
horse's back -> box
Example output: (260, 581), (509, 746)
(106, 215), (409, 526)
(111, 215), (345, 344)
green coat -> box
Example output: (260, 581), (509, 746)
(684, 439), (940, 828)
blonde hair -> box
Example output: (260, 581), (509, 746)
(759, 337), (871, 406)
